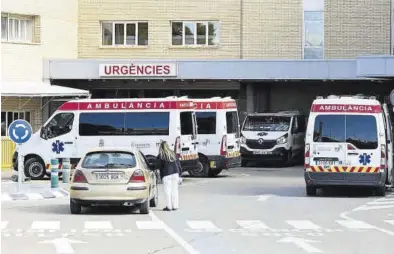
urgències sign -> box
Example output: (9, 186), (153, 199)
(99, 63), (177, 77)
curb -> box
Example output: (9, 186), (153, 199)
(1, 188), (69, 202)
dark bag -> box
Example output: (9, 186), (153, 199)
(175, 159), (182, 175)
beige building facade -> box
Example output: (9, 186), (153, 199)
(77, 0), (391, 60)
(1, 0), (79, 134)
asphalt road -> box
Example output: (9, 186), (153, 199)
(1, 166), (394, 254)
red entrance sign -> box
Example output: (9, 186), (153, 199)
(311, 104), (382, 113)
(59, 100), (194, 111)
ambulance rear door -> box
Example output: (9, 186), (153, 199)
(179, 110), (198, 158)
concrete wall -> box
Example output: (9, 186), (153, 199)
(78, 0), (241, 59)
(1, 0), (78, 82)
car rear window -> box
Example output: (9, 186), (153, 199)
(81, 151), (136, 169)
(313, 115), (378, 149)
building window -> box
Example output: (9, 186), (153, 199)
(1, 111), (31, 136)
(303, 0), (324, 59)
(101, 21), (148, 46)
(1, 13), (33, 42)
(171, 21), (220, 46)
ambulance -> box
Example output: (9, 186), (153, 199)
(13, 97), (200, 180)
(192, 97), (241, 177)
(304, 95), (393, 196)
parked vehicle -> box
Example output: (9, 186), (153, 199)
(69, 147), (158, 214)
(13, 97), (200, 180)
(240, 111), (306, 166)
(304, 95), (393, 196)
(192, 97), (241, 177)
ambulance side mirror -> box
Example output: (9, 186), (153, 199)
(40, 126), (48, 140)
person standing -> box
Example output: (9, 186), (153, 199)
(156, 141), (181, 211)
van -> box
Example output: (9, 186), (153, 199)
(304, 95), (394, 196)
(13, 97), (200, 180)
(192, 97), (241, 177)
(240, 111), (306, 166)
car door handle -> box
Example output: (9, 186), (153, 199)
(347, 152), (358, 155)
(64, 141), (73, 144)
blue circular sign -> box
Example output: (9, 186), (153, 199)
(390, 89), (394, 106)
(8, 119), (32, 144)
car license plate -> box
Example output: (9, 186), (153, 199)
(253, 151), (271, 155)
(96, 173), (121, 180)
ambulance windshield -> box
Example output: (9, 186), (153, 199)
(243, 115), (291, 132)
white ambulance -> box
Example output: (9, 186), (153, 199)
(192, 97), (241, 177)
(304, 95), (393, 196)
(13, 97), (200, 180)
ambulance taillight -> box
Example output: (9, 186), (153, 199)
(174, 136), (181, 159)
(380, 144), (386, 169)
(220, 135), (227, 156)
(304, 144), (310, 169)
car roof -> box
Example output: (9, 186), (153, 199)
(85, 147), (139, 154)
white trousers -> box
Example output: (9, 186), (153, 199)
(162, 173), (179, 209)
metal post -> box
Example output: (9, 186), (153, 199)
(17, 146), (23, 193)
(50, 159), (59, 188)
(62, 158), (70, 183)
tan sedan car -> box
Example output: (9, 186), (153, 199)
(69, 147), (158, 214)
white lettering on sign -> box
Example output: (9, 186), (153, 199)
(99, 63), (177, 77)
(84, 102), (167, 110)
(319, 105), (372, 112)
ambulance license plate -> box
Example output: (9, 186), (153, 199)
(253, 151), (271, 155)
(315, 160), (337, 166)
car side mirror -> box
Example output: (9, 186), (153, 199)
(148, 162), (156, 170)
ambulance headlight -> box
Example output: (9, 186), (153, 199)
(277, 134), (288, 144)
(240, 136), (246, 144)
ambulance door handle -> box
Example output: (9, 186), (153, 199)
(347, 152), (358, 156)
(65, 141), (73, 144)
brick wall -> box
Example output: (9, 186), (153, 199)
(325, 0), (391, 59)
(78, 0), (241, 59)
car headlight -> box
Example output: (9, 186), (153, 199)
(240, 136), (246, 144)
(277, 134), (288, 144)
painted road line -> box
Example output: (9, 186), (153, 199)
(149, 211), (200, 254)
(31, 221), (61, 230)
(353, 204), (394, 211)
(25, 193), (44, 200)
(336, 220), (374, 229)
(384, 220), (394, 226)
(51, 190), (65, 198)
(186, 220), (222, 232)
(84, 221), (113, 230)
(1, 194), (12, 201)
(236, 220), (270, 230)
(1, 221), (8, 230)
(256, 195), (273, 202)
(286, 220), (321, 230)
(136, 221), (165, 230)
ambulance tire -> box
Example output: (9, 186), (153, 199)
(188, 156), (209, 177)
(375, 186), (386, 197)
(241, 159), (249, 167)
(284, 150), (293, 167)
(24, 157), (46, 180)
(306, 186), (317, 196)
(208, 169), (222, 177)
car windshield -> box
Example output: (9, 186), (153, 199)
(243, 115), (291, 131)
(81, 151), (136, 169)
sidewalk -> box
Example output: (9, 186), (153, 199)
(1, 170), (69, 202)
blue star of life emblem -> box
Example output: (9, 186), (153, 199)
(358, 153), (371, 165)
(52, 140), (64, 154)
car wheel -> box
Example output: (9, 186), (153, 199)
(188, 158), (208, 177)
(149, 185), (158, 207)
(375, 186), (386, 197)
(208, 169), (222, 177)
(70, 199), (82, 214)
(306, 186), (317, 196)
(24, 157), (46, 180)
(139, 199), (150, 214)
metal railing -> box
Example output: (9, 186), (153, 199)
(1, 137), (15, 169)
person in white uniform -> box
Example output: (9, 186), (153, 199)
(156, 141), (181, 211)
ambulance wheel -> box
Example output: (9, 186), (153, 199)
(306, 186), (317, 196)
(375, 186), (386, 197)
(24, 157), (46, 180)
(188, 156), (208, 177)
(284, 150), (293, 166)
(208, 169), (222, 177)
(241, 159), (249, 167)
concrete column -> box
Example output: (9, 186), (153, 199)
(246, 83), (254, 113)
